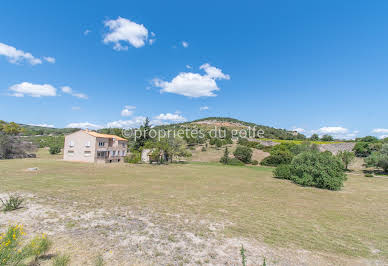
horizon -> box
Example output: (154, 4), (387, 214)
(1, 0), (388, 140)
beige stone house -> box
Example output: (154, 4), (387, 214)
(63, 130), (128, 163)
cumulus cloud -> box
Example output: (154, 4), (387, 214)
(106, 116), (146, 128)
(0, 42), (42, 65)
(186, 65), (192, 69)
(103, 17), (150, 50)
(121, 105), (136, 116)
(84, 29), (91, 36)
(71, 106), (81, 110)
(379, 135), (388, 139)
(199, 106), (209, 111)
(182, 41), (189, 48)
(154, 113), (186, 122)
(66, 122), (103, 129)
(61, 86), (88, 99)
(29, 123), (55, 128)
(8, 82), (57, 97)
(43, 56), (55, 63)
(372, 128), (388, 134)
(153, 63), (230, 97)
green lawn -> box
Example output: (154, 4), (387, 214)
(0, 150), (387, 262)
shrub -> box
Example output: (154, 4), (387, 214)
(233, 146), (252, 163)
(353, 142), (382, 157)
(365, 173), (374, 177)
(260, 150), (293, 166)
(321, 134), (334, 141)
(365, 144), (388, 172)
(251, 160), (258, 165)
(125, 151), (141, 164)
(201, 147), (206, 152)
(273, 164), (291, 179)
(281, 151), (347, 190)
(0, 225), (51, 265)
(220, 147), (230, 164)
(53, 254), (71, 266)
(226, 158), (245, 166)
(310, 134), (319, 141)
(1, 194), (24, 212)
(336, 151), (355, 170)
(49, 145), (61, 155)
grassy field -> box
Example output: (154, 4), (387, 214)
(0, 149), (387, 264)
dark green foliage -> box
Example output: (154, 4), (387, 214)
(356, 136), (379, 143)
(261, 150), (293, 166)
(220, 147), (230, 164)
(273, 164), (291, 179)
(321, 134), (334, 141)
(201, 147), (207, 152)
(364, 144), (388, 172)
(290, 141), (319, 155)
(310, 134), (319, 141)
(133, 118), (151, 150)
(365, 173), (374, 177)
(49, 145), (61, 155)
(273, 151), (347, 190)
(215, 138), (223, 148)
(1, 194), (24, 212)
(233, 146), (252, 163)
(353, 142), (382, 157)
(238, 138), (264, 150)
(226, 158), (245, 166)
(251, 160), (258, 165)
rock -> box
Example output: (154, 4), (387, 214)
(27, 167), (39, 171)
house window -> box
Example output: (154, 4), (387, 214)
(85, 141), (91, 147)
(68, 150), (74, 156)
(122, 143), (126, 148)
(98, 142), (105, 147)
(69, 141), (74, 147)
(84, 151), (91, 157)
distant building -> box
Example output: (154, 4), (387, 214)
(63, 130), (128, 163)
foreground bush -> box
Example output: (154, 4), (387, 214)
(0, 225), (51, 265)
(365, 144), (388, 172)
(1, 194), (24, 212)
(233, 146), (252, 163)
(273, 151), (347, 190)
(125, 151), (141, 164)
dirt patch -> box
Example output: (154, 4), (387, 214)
(0, 192), (380, 265)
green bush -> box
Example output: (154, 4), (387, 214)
(220, 147), (230, 164)
(251, 160), (258, 165)
(364, 144), (388, 172)
(353, 142), (382, 157)
(321, 134), (334, 141)
(274, 151), (347, 190)
(260, 150), (293, 166)
(1, 194), (24, 212)
(273, 164), (291, 179)
(53, 254), (71, 266)
(125, 151), (141, 163)
(365, 173), (374, 177)
(49, 145), (61, 155)
(226, 158), (245, 166)
(201, 147), (206, 152)
(233, 146), (252, 163)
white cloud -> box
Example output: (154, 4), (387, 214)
(71, 106), (80, 110)
(66, 122), (103, 129)
(379, 135), (388, 139)
(186, 65), (192, 69)
(121, 105), (136, 116)
(29, 123), (55, 128)
(153, 63), (230, 98)
(84, 29), (91, 35)
(199, 63), (230, 80)
(200, 106), (209, 111)
(372, 128), (388, 134)
(182, 41), (189, 48)
(154, 113), (186, 122)
(106, 116), (146, 128)
(0, 42), (42, 65)
(314, 126), (348, 134)
(149, 39), (156, 45)
(103, 17), (150, 50)
(43, 56), (55, 63)
(61, 86), (88, 99)
(9, 82), (57, 97)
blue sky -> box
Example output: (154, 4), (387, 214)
(1, 0), (388, 139)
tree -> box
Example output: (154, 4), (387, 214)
(310, 134), (319, 141)
(0, 122), (24, 135)
(273, 151), (347, 190)
(365, 144), (388, 172)
(133, 118), (151, 150)
(353, 142), (382, 157)
(336, 151), (355, 170)
(321, 134), (334, 142)
(233, 146), (252, 163)
(220, 146), (229, 164)
(49, 145), (61, 155)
